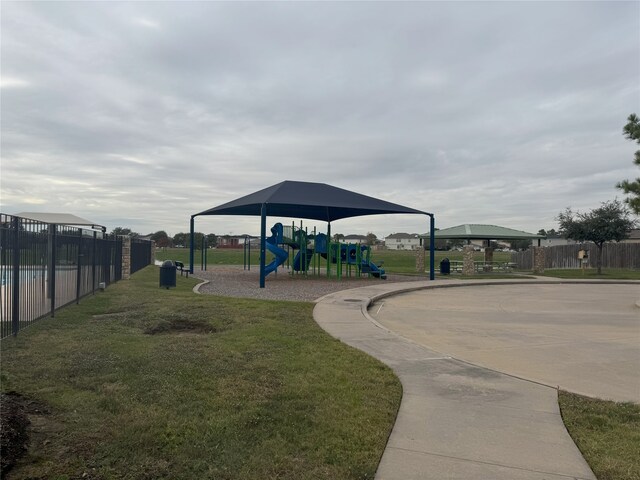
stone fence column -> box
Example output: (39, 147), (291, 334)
(532, 246), (545, 274)
(121, 236), (131, 280)
(463, 246), (475, 275)
(415, 248), (425, 273)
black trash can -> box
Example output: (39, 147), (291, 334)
(159, 260), (177, 289)
(440, 258), (451, 275)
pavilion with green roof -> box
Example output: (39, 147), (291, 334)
(425, 224), (544, 274)
(434, 224), (544, 244)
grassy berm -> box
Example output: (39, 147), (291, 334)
(0, 266), (401, 480)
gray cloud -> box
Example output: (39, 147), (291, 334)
(1, 1), (638, 237)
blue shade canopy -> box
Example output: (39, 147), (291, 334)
(195, 180), (430, 222)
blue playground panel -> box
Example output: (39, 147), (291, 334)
(314, 233), (328, 255)
(263, 223), (385, 279)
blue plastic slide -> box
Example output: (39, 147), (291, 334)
(264, 224), (289, 276)
(361, 261), (387, 279)
(293, 249), (314, 271)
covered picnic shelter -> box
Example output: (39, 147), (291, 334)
(431, 224), (544, 273)
(190, 180), (436, 287)
(434, 224), (544, 246)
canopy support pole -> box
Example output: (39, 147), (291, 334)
(429, 214), (435, 280)
(189, 215), (195, 273)
(259, 203), (267, 288)
(326, 221), (331, 278)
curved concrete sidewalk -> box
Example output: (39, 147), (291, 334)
(371, 283), (639, 403)
(312, 279), (632, 480)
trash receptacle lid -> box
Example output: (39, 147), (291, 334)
(161, 260), (175, 267)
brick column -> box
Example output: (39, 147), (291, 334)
(532, 247), (545, 274)
(463, 246), (475, 275)
(121, 236), (131, 280)
(415, 248), (425, 273)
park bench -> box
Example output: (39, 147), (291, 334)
(174, 261), (190, 277)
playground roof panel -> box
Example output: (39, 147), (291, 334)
(195, 180), (429, 222)
(432, 224), (544, 240)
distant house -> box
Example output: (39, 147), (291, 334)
(384, 233), (421, 250)
(621, 229), (640, 244)
(218, 236), (249, 248)
(343, 234), (367, 244)
(533, 235), (578, 247)
(530, 229), (640, 247)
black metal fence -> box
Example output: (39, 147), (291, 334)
(0, 214), (125, 339)
(131, 237), (152, 275)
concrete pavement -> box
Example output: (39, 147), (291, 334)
(371, 283), (640, 403)
(313, 278), (637, 480)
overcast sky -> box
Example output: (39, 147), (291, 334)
(1, 1), (638, 238)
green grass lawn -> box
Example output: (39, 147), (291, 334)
(559, 391), (640, 480)
(1, 267), (401, 479)
(157, 247), (262, 266)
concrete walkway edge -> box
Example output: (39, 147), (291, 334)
(312, 279), (638, 479)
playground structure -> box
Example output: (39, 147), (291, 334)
(189, 180), (435, 288)
(244, 222), (386, 280)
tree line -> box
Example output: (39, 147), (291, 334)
(110, 231), (384, 248)
(109, 228), (220, 250)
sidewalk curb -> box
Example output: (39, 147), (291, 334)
(192, 279), (210, 294)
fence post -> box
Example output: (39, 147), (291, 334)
(203, 238), (207, 271)
(115, 237), (122, 281)
(103, 237), (111, 286)
(49, 224), (57, 318)
(484, 247), (494, 271)
(532, 247), (546, 274)
(150, 240), (155, 265)
(11, 216), (20, 337)
(76, 229), (82, 304)
(92, 231), (97, 294)
(415, 246), (425, 273)
(462, 245), (475, 275)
